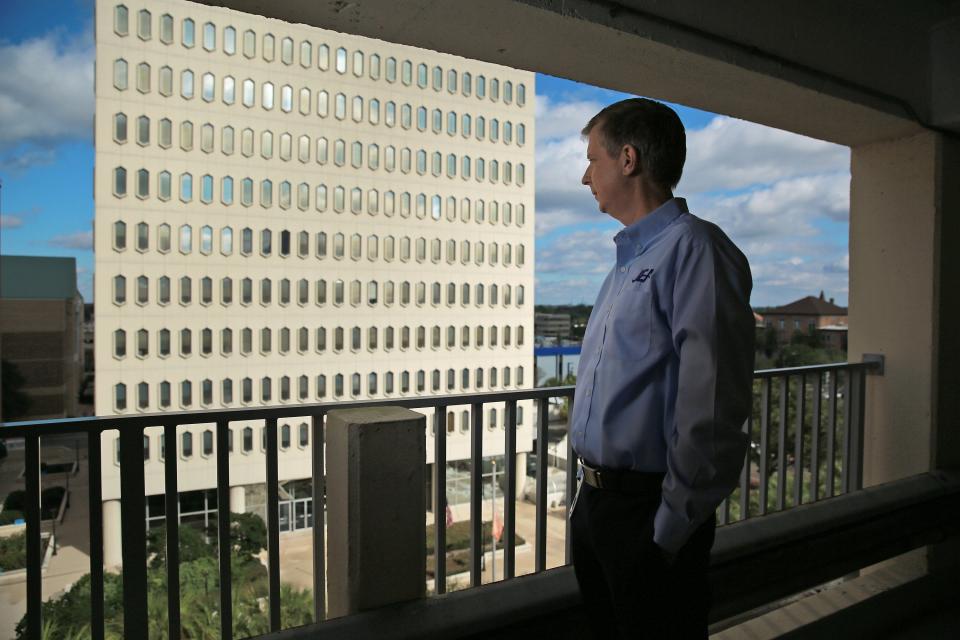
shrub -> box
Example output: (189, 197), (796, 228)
(0, 532), (27, 571)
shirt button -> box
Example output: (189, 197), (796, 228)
(619, 267), (626, 273)
(586, 389), (592, 396)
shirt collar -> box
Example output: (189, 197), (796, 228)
(613, 197), (688, 267)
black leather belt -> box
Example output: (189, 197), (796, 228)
(579, 459), (664, 496)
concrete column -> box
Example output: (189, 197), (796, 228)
(849, 131), (938, 487)
(515, 452), (528, 496)
(326, 407), (426, 618)
(103, 499), (122, 568)
(230, 485), (246, 514)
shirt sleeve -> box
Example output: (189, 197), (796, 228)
(653, 236), (754, 553)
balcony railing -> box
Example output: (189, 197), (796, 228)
(0, 361), (877, 640)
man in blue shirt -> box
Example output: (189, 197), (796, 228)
(571, 98), (754, 638)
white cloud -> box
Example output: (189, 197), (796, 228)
(679, 117), (849, 194)
(0, 30), (94, 153)
(49, 230), (92, 250)
(0, 214), (23, 229)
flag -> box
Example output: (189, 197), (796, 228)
(492, 509), (503, 543)
(445, 502), (454, 528)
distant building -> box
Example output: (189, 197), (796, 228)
(535, 313), (571, 338)
(763, 291), (847, 349)
(0, 256), (85, 421)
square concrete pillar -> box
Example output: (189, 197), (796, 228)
(326, 407), (426, 618)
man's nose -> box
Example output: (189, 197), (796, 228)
(581, 168), (590, 186)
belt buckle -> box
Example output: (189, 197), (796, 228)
(581, 461), (604, 489)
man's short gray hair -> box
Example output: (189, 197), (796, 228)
(582, 98), (686, 191)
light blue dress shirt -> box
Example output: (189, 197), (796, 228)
(571, 197), (754, 553)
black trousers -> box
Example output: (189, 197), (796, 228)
(571, 482), (715, 639)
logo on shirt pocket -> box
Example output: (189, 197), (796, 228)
(633, 268), (655, 284)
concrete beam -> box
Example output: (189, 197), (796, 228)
(198, 0), (921, 145)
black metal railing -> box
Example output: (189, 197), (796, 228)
(0, 361), (876, 640)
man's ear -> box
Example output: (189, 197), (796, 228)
(621, 144), (640, 176)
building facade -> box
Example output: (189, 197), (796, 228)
(0, 256), (85, 422)
(94, 0), (535, 563)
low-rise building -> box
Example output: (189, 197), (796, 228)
(762, 291), (847, 347)
(0, 256), (85, 421)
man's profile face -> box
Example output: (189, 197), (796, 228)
(581, 127), (627, 216)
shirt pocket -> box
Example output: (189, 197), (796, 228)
(606, 282), (654, 361)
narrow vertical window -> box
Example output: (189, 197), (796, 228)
(224, 26), (236, 54)
(182, 18), (195, 47)
(137, 9), (151, 40)
(203, 22), (216, 51)
(113, 59), (128, 90)
(114, 5), (129, 36)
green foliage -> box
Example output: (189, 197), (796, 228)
(0, 531), (27, 571)
(26, 513), (313, 639)
(16, 572), (125, 640)
(146, 522), (214, 568)
(229, 512), (267, 559)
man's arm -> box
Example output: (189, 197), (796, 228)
(653, 234), (754, 554)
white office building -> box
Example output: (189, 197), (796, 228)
(94, 0), (535, 564)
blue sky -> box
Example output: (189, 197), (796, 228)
(0, 1), (850, 307)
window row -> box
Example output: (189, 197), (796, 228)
(113, 365), (529, 412)
(111, 222), (527, 266)
(136, 399), (525, 464)
(112, 324), (528, 359)
(112, 6), (528, 107)
(137, 422), (309, 461)
(111, 273), (527, 309)
(109, 74), (528, 146)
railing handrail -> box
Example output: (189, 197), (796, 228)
(0, 386), (577, 435)
(753, 360), (879, 378)
(0, 360), (880, 434)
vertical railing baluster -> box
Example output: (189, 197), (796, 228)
(565, 394), (576, 564)
(535, 397), (548, 573)
(216, 421), (232, 640)
(811, 373), (823, 502)
(759, 378), (771, 516)
(433, 405), (447, 594)
(777, 376), (789, 511)
(794, 375), (806, 507)
(25, 435), (42, 640)
(469, 402), (483, 587)
(850, 368), (866, 490)
(827, 370), (838, 498)
(841, 370), (852, 494)
(266, 418), (281, 631)
(311, 411), (327, 623)
(739, 415), (752, 521)
(503, 400), (517, 579)
(163, 424), (181, 640)
(119, 426), (148, 639)
(88, 430), (105, 640)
